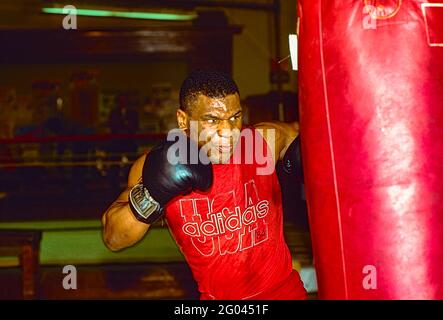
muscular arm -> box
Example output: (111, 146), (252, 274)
(253, 121), (299, 164)
(101, 154), (150, 251)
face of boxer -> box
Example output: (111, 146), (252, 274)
(177, 93), (242, 164)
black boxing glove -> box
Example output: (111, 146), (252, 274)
(129, 131), (213, 224)
(282, 136), (304, 183)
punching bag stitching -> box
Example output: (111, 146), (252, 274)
(317, 0), (349, 299)
(421, 3), (443, 47)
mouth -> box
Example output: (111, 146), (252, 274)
(218, 145), (232, 154)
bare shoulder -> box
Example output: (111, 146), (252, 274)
(253, 122), (281, 138)
(254, 121), (299, 139)
(253, 121), (299, 161)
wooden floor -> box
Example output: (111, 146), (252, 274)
(0, 262), (199, 300)
(0, 264), (318, 300)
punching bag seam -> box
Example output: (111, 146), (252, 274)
(317, 0), (349, 299)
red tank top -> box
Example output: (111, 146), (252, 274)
(165, 127), (307, 300)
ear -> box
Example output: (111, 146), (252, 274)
(176, 109), (189, 132)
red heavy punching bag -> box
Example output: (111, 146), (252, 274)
(298, 0), (443, 299)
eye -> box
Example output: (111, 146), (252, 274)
(207, 119), (216, 124)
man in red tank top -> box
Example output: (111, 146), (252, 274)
(102, 70), (307, 300)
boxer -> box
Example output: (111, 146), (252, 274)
(102, 70), (307, 300)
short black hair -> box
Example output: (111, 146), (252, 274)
(179, 69), (240, 113)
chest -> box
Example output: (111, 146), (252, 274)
(167, 163), (280, 224)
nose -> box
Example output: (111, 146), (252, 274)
(217, 120), (234, 138)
